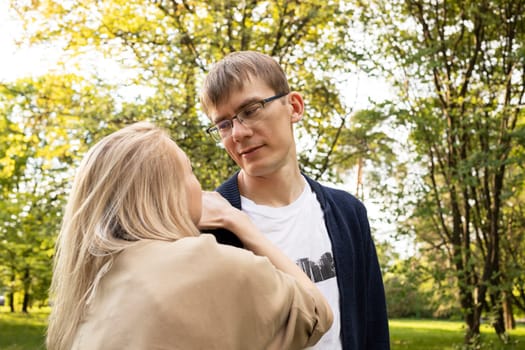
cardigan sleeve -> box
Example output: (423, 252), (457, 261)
(359, 205), (390, 349)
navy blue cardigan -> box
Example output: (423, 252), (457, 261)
(211, 172), (390, 350)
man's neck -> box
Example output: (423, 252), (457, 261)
(237, 167), (305, 207)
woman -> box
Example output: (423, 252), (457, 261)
(46, 122), (332, 350)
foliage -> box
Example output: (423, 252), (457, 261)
(0, 75), (121, 310)
(384, 259), (434, 319)
(384, 254), (462, 319)
(2, 0), (389, 315)
(11, 0), (365, 186)
(359, 0), (525, 343)
(2, 1), (524, 345)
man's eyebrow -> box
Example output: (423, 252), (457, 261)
(213, 96), (262, 123)
(236, 96), (261, 111)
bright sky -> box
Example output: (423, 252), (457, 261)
(0, 3), (58, 81)
(0, 2), (393, 104)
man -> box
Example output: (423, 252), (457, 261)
(200, 51), (390, 350)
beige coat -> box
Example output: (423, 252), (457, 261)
(71, 234), (332, 349)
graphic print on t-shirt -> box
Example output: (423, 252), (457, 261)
(296, 252), (336, 283)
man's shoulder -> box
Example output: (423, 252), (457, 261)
(216, 172), (241, 206)
(210, 172), (243, 247)
(304, 175), (365, 209)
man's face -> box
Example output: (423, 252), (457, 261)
(207, 78), (302, 178)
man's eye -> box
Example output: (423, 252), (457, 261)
(241, 104), (262, 118)
(217, 120), (232, 130)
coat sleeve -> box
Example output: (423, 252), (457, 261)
(217, 243), (333, 350)
(358, 204), (391, 349)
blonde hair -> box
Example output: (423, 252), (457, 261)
(47, 122), (200, 350)
(200, 51), (290, 116)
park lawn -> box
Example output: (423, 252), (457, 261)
(0, 307), (49, 350)
(390, 318), (525, 350)
(1, 308), (524, 350)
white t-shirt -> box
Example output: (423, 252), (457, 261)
(241, 179), (342, 350)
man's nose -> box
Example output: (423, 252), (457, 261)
(231, 118), (253, 141)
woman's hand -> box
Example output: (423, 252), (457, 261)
(198, 191), (260, 243)
(198, 191), (241, 231)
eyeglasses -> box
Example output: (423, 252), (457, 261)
(206, 92), (288, 141)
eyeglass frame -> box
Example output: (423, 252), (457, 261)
(205, 92), (288, 141)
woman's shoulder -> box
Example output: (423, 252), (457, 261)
(108, 235), (284, 315)
(116, 235), (260, 280)
(125, 234), (247, 261)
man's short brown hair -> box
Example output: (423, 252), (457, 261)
(200, 51), (290, 116)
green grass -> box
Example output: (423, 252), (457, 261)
(0, 307), (48, 350)
(390, 319), (525, 349)
(1, 308), (524, 349)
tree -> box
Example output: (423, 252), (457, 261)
(5, 0), (400, 313)
(0, 74), (120, 310)
(359, 0), (525, 344)
(11, 0), (362, 186)
(500, 164), (525, 329)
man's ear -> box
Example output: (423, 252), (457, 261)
(288, 92), (304, 123)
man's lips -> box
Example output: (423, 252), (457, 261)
(239, 145), (263, 156)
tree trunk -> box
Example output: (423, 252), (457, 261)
(492, 302), (506, 341)
(356, 157), (363, 199)
(465, 306), (481, 345)
(456, 245), (482, 344)
(9, 272), (15, 313)
(22, 267), (30, 313)
(8, 292), (15, 313)
(503, 291), (515, 330)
